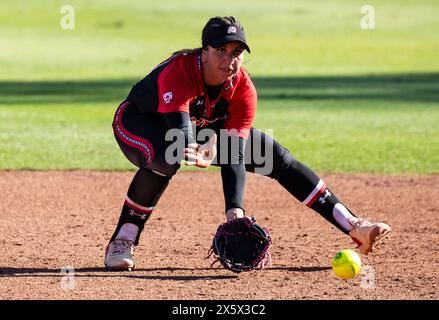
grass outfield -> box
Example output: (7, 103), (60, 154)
(1, 0), (438, 172)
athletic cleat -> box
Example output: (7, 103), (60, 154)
(104, 239), (135, 271)
(348, 217), (391, 255)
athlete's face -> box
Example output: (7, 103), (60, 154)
(202, 42), (245, 86)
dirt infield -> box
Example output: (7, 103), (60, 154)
(0, 171), (438, 300)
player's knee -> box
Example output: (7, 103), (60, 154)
(269, 142), (297, 179)
(144, 161), (180, 178)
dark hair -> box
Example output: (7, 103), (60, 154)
(172, 48), (202, 56)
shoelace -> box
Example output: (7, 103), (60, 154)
(112, 240), (132, 255)
(349, 218), (366, 246)
(350, 217), (374, 230)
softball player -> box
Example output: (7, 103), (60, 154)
(104, 16), (391, 271)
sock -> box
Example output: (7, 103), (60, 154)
(110, 197), (154, 245)
(333, 203), (358, 231)
(306, 181), (356, 233)
(277, 160), (357, 234)
(115, 223), (139, 242)
(110, 168), (171, 245)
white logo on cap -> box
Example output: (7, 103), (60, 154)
(163, 91), (173, 104)
(227, 26), (237, 34)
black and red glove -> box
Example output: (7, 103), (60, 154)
(207, 216), (272, 273)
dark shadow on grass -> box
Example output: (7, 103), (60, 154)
(0, 79), (132, 105)
(0, 73), (438, 105)
(254, 74), (439, 103)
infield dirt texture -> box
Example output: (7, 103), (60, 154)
(0, 171), (438, 299)
(1, 0), (438, 301)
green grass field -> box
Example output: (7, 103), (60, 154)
(1, 0), (438, 173)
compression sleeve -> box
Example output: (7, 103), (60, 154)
(162, 111), (195, 147)
(220, 136), (246, 211)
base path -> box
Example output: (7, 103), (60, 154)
(0, 171), (438, 300)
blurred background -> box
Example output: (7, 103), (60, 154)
(1, 0), (438, 172)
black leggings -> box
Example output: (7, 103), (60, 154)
(113, 101), (292, 179)
(111, 101), (354, 244)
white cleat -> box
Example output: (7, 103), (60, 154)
(104, 239), (135, 271)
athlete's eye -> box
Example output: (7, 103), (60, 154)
(234, 49), (244, 56)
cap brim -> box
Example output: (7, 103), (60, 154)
(209, 35), (251, 53)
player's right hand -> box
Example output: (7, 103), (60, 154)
(183, 134), (217, 168)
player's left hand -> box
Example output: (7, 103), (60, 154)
(183, 134), (217, 168)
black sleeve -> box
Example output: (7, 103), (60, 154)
(162, 111), (195, 147)
(220, 136), (246, 212)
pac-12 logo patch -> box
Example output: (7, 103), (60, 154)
(163, 91), (173, 104)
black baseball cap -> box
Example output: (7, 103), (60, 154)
(202, 17), (251, 53)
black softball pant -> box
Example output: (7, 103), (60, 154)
(113, 100), (292, 179)
(112, 101), (354, 235)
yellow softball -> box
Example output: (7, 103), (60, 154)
(331, 249), (362, 279)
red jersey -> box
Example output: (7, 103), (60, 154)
(127, 50), (257, 139)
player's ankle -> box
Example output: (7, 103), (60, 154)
(115, 223), (139, 243)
